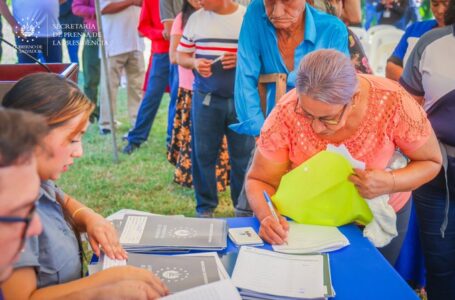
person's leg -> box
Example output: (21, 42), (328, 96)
(225, 98), (256, 207)
(63, 29), (82, 64)
(42, 36), (63, 63)
(414, 177), (455, 300)
(166, 63), (179, 145)
(99, 54), (124, 131)
(234, 146), (256, 217)
(82, 33), (101, 120)
(124, 50), (145, 126)
(126, 53), (169, 145)
(14, 36), (41, 63)
(191, 92), (225, 215)
(378, 198), (412, 266)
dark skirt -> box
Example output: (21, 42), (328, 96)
(167, 87), (230, 191)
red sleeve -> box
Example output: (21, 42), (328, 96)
(138, 0), (165, 41)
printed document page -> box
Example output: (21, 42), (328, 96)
(162, 280), (241, 300)
(231, 246), (325, 299)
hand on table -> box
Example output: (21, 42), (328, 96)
(85, 212), (128, 260)
(259, 214), (289, 245)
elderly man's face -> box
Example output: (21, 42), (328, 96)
(265, 0), (306, 29)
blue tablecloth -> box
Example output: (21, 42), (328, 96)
(223, 217), (418, 300)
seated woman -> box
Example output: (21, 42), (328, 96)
(1, 73), (168, 300)
(246, 49), (442, 265)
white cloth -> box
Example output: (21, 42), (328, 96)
(363, 151), (408, 247)
(363, 194), (397, 248)
(99, 0), (145, 57)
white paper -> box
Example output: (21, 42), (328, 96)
(107, 209), (160, 221)
(273, 223), (349, 254)
(177, 252), (229, 280)
(326, 144), (365, 170)
(162, 280), (241, 300)
(232, 246), (325, 299)
(102, 256), (127, 269)
(119, 215), (147, 244)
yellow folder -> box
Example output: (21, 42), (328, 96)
(272, 151), (373, 226)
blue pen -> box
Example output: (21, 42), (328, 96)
(263, 191), (288, 244)
(263, 191), (280, 223)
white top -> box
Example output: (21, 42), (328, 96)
(12, 0), (62, 37)
(99, 0), (145, 57)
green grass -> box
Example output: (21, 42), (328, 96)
(57, 87), (235, 218)
(0, 16), (234, 218)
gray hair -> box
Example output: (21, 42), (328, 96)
(295, 49), (358, 105)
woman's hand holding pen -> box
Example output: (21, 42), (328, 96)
(259, 214), (289, 245)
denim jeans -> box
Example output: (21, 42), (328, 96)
(15, 36), (62, 63)
(127, 53), (170, 145)
(191, 91), (255, 213)
(62, 28), (82, 64)
(166, 64), (179, 145)
(413, 173), (455, 300)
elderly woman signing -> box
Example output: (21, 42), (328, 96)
(246, 49), (442, 264)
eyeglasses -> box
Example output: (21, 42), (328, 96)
(0, 203), (37, 249)
(294, 100), (348, 126)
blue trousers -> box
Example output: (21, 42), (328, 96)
(167, 64), (179, 145)
(191, 91), (255, 213)
(62, 28), (83, 64)
(15, 36), (62, 63)
(128, 53), (176, 145)
(414, 173), (455, 300)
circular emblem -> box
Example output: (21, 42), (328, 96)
(156, 267), (190, 283)
(18, 17), (41, 42)
(168, 227), (197, 239)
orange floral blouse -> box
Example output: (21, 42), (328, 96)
(257, 74), (432, 211)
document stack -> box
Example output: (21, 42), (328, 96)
(102, 252), (229, 293)
(231, 246), (335, 300)
(116, 214), (228, 253)
(272, 223), (349, 254)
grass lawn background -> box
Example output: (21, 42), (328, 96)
(0, 21), (234, 218)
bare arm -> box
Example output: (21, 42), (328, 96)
(0, 1), (22, 36)
(177, 51), (212, 77)
(350, 128), (442, 198)
(101, 0), (140, 15)
(342, 0), (362, 24)
(385, 61), (403, 81)
(169, 33), (181, 64)
(2, 266), (168, 300)
(63, 195), (127, 260)
(162, 20), (173, 41)
(246, 150), (290, 244)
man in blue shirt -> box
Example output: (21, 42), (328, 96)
(231, 0), (349, 137)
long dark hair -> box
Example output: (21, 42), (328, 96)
(445, 0), (455, 25)
(182, 0), (198, 28)
(2, 73), (94, 277)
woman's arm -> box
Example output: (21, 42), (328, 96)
(246, 150), (290, 244)
(2, 266), (167, 300)
(169, 33), (181, 64)
(350, 129), (442, 198)
(63, 195), (127, 259)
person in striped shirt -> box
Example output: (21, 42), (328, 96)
(176, 0), (255, 217)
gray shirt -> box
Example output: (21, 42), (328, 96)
(159, 0), (183, 22)
(15, 181), (82, 288)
